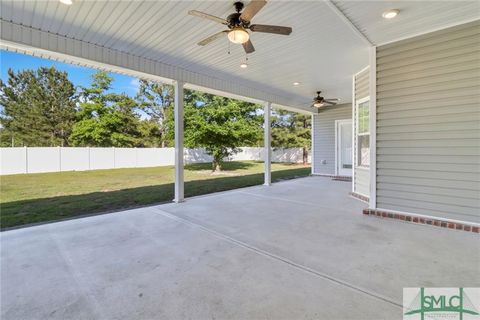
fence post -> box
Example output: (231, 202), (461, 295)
(135, 147), (138, 168)
(87, 146), (91, 170)
(24, 146), (28, 174)
(58, 146), (62, 172)
(113, 146), (116, 169)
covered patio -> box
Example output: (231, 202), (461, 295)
(1, 1), (479, 319)
(2, 177), (478, 319)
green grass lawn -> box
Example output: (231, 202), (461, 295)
(0, 161), (310, 229)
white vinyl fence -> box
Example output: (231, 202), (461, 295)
(0, 147), (310, 175)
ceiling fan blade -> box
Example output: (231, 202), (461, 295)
(240, 0), (267, 22)
(242, 39), (255, 54)
(250, 24), (292, 35)
(197, 31), (228, 46)
(324, 99), (338, 105)
(188, 10), (227, 25)
(323, 101), (337, 106)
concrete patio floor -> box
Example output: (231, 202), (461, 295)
(1, 176), (479, 319)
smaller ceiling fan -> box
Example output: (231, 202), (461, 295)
(310, 91), (339, 108)
(188, 0), (292, 54)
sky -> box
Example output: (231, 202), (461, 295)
(0, 50), (140, 97)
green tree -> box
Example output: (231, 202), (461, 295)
(0, 67), (77, 146)
(167, 90), (262, 171)
(136, 80), (174, 147)
(271, 110), (311, 164)
(69, 71), (142, 147)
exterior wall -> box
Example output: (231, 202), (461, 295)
(355, 167), (370, 196)
(375, 20), (480, 223)
(353, 67), (370, 197)
(312, 103), (351, 175)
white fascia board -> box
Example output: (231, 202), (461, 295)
(0, 20), (312, 113)
(186, 83), (313, 114)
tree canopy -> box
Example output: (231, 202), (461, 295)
(135, 80), (173, 147)
(272, 110), (311, 163)
(0, 67), (76, 147)
(169, 90), (262, 171)
(69, 71), (142, 147)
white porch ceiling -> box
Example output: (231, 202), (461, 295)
(1, 1), (478, 111)
(333, 0), (480, 46)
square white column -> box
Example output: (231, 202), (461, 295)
(174, 81), (184, 203)
(264, 102), (272, 186)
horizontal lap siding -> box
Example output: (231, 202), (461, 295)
(376, 20), (480, 223)
(354, 68), (370, 196)
(312, 104), (351, 175)
(355, 168), (370, 196)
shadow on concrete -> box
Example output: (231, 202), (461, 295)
(1, 167), (310, 230)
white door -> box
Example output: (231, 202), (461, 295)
(336, 119), (353, 177)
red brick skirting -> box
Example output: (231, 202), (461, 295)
(332, 176), (352, 182)
(363, 209), (479, 234)
(350, 192), (369, 203)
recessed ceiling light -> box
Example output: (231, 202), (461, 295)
(240, 63), (248, 69)
(59, 0), (73, 5)
(293, 82), (300, 86)
(382, 9), (399, 19)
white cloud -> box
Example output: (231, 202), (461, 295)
(130, 78), (140, 92)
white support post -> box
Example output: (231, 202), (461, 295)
(264, 102), (272, 186)
(311, 114), (315, 175)
(174, 81), (185, 203)
(351, 74), (356, 193)
(368, 47), (377, 209)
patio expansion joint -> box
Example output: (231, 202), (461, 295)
(152, 207), (403, 310)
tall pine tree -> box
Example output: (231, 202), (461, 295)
(135, 80), (174, 147)
(272, 110), (311, 164)
(0, 67), (77, 146)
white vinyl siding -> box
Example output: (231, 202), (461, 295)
(355, 167), (370, 196)
(312, 104), (351, 175)
(375, 20), (480, 223)
(353, 68), (370, 197)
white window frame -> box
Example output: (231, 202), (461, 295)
(355, 96), (370, 168)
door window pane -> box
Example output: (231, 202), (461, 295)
(356, 100), (370, 167)
(358, 102), (369, 134)
(357, 135), (370, 167)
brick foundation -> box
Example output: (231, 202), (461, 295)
(332, 176), (352, 182)
(363, 209), (479, 234)
(350, 192), (369, 203)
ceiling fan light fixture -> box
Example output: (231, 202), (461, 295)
(228, 27), (250, 44)
(293, 82), (300, 86)
(59, 0), (73, 5)
(313, 102), (324, 108)
(382, 9), (399, 19)
(240, 62), (248, 68)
